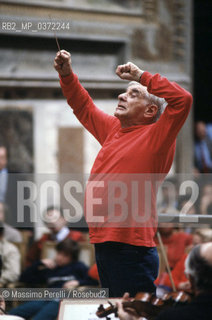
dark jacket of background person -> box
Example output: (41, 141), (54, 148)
(156, 243), (212, 320)
(20, 259), (98, 288)
(0, 142), (33, 229)
(156, 293), (212, 320)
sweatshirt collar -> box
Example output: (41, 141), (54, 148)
(119, 123), (153, 133)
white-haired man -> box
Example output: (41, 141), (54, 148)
(117, 242), (212, 320)
(54, 50), (192, 297)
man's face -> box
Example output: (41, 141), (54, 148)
(44, 209), (65, 233)
(0, 147), (7, 171)
(55, 251), (72, 267)
(158, 223), (174, 236)
(114, 84), (154, 127)
(195, 122), (206, 140)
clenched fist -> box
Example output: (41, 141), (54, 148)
(54, 50), (72, 77)
(116, 62), (144, 82)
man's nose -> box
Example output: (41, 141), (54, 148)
(118, 92), (127, 100)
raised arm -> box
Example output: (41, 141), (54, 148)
(142, 71), (192, 151)
(140, 71), (192, 115)
(116, 61), (192, 113)
(54, 50), (118, 145)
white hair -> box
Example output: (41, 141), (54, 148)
(184, 243), (212, 292)
(128, 81), (167, 121)
(184, 253), (194, 276)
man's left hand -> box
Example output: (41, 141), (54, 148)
(116, 293), (142, 320)
(116, 62), (143, 82)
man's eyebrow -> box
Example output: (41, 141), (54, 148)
(128, 88), (142, 95)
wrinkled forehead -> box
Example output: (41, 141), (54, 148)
(127, 82), (148, 96)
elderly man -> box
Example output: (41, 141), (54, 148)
(117, 242), (212, 320)
(54, 50), (192, 297)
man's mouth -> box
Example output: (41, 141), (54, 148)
(117, 104), (126, 110)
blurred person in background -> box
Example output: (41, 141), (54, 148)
(0, 202), (22, 243)
(156, 242), (212, 320)
(9, 239), (97, 320)
(157, 178), (179, 212)
(116, 242), (212, 320)
(0, 222), (21, 286)
(0, 143), (8, 203)
(194, 121), (212, 173)
(0, 296), (24, 319)
(155, 223), (193, 270)
(0, 296), (6, 315)
(177, 195), (197, 215)
(199, 182), (212, 215)
(155, 228), (212, 292)
(26, 206), (84, 267)
(177, 195), (198, 233)
(0, 142), (29, 229)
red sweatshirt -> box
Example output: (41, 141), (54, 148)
(155, 253), (188, 289)
(155, 231), (193, 269)
(163, 253), (188, 289)
(60, 71), (192, 247)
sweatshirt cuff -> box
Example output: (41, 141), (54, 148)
(59, 72), (75, 85)
(139, 71), (152, 86)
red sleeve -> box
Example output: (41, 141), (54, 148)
(185, 233), (193, 247)
(67, 230), (85, 242)
(88, 263), (99, 281)
(163, 254), (188, 289)
(59, 73), (118, 145)
(140, 71), (193, 151)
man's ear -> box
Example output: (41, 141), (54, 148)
(144, 104), (158, 118)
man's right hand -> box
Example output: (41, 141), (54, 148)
(54, 50), (72, 77)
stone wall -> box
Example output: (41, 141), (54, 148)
(0, 108), (33, 173)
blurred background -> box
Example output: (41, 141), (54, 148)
(0, 3), (212, 310)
